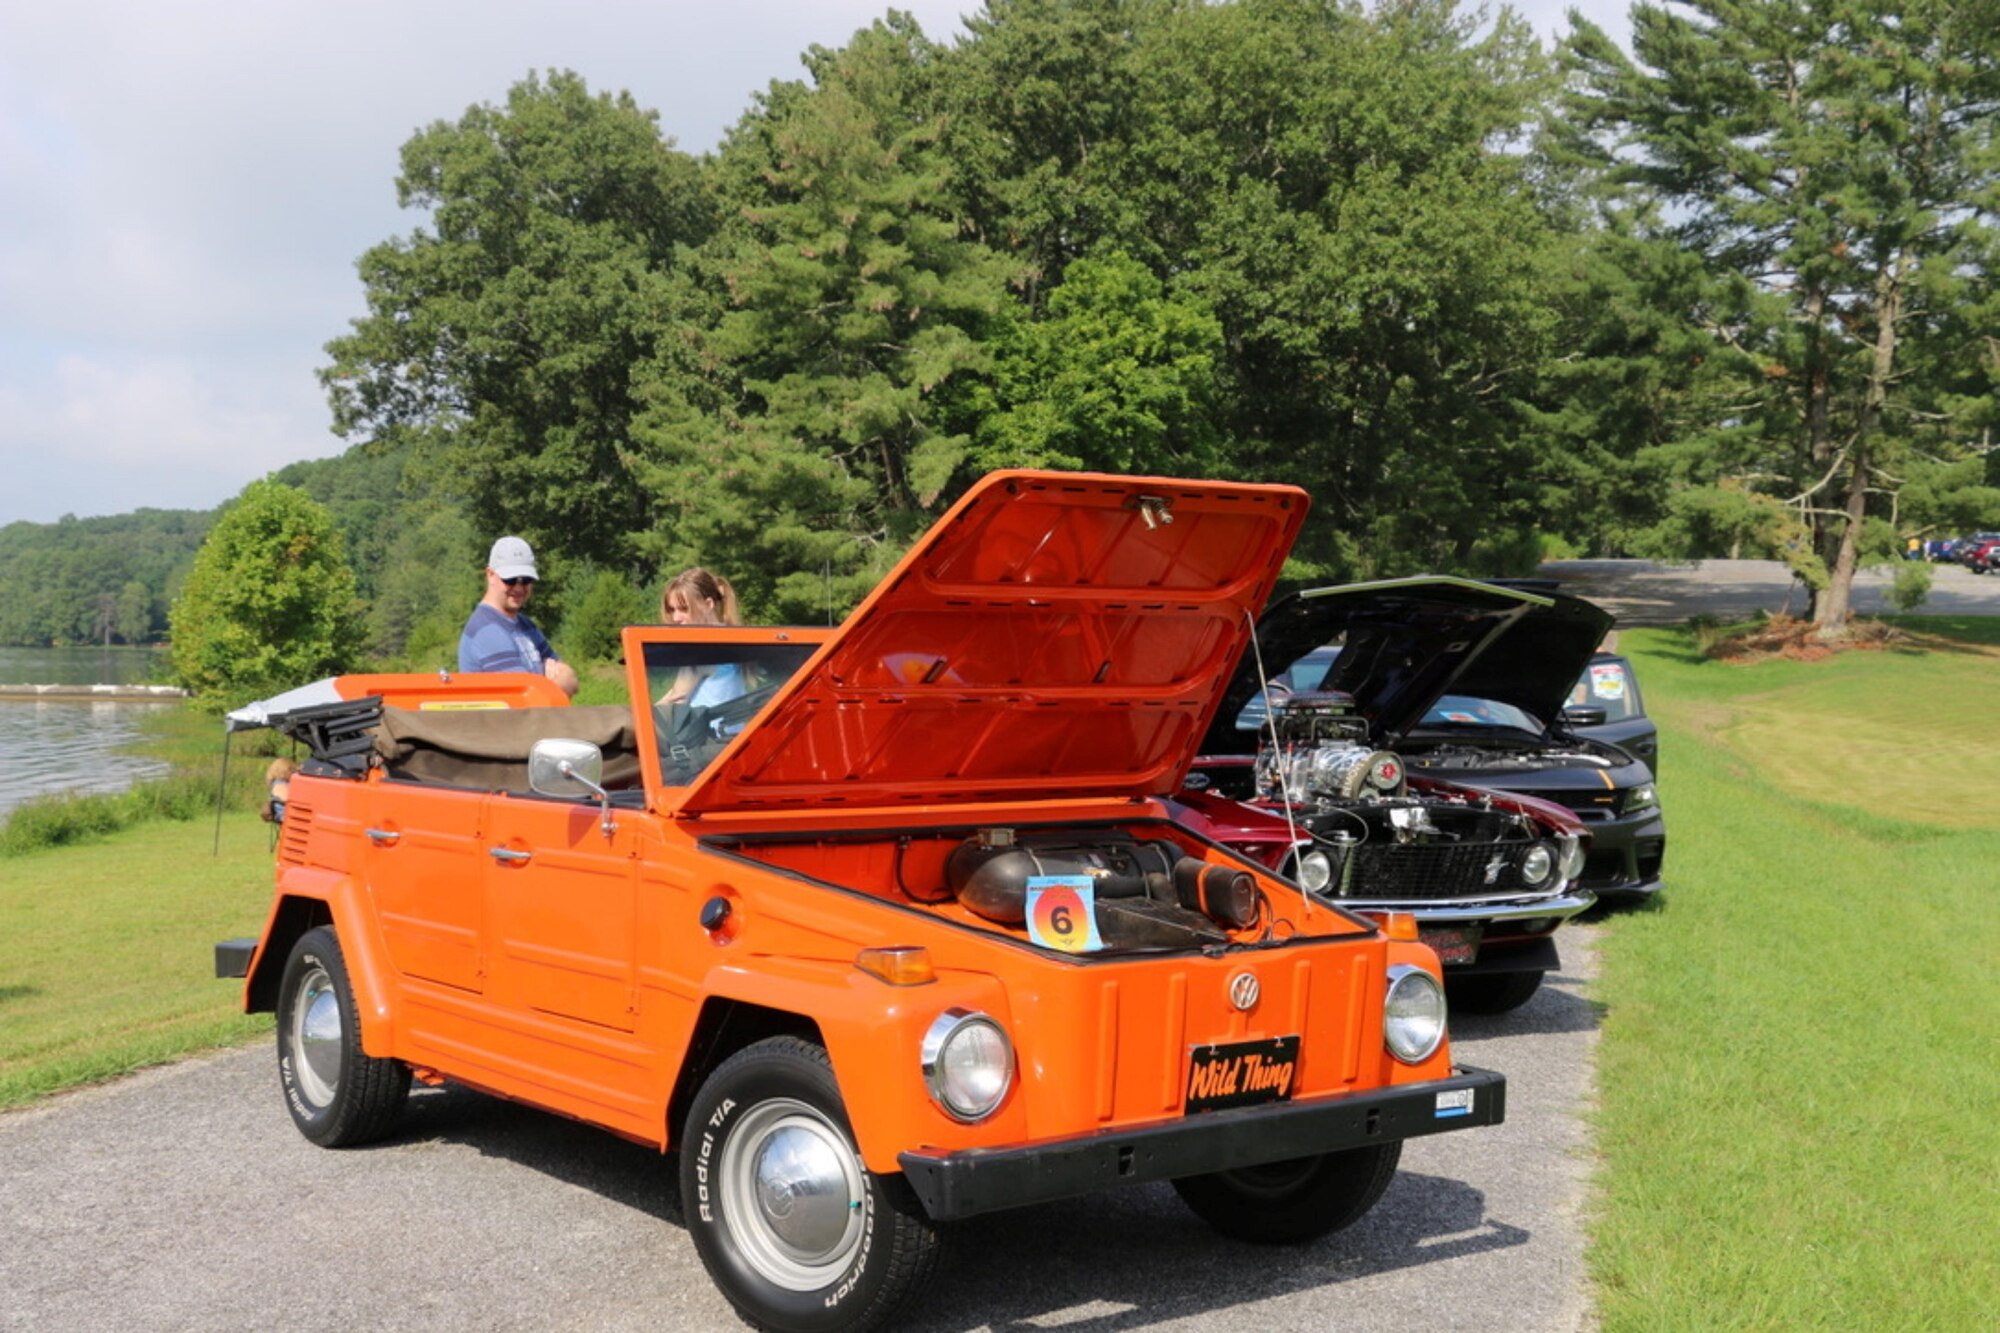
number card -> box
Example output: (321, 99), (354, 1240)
(1025, 876), (1105, 953)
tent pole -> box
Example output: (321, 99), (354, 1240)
(213, 729), (231, 856)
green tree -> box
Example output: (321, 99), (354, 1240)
(364, 503), (478, 666)
(115, 580), (153, 645)
(322, 70), (717, 573)
(968, 251), (1226, 474)
(635, 16), (1015, 619)
(168, 480), (363, 708)
(1565, 0), (2000, 630)
(561, 566), (651, 664)
(944, 0), (1567, 578)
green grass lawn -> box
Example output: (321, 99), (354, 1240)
(0, 814), (274, 1108)
(1592, 626), (2000, 1329)
(4, 633), (1996, 1325)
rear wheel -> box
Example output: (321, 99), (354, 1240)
(276, 926), (410, 1147)
(1173, 1141), (1402, 1244)
(1447, 969), (1545, 1015)
(681, 1036), (940, 1332)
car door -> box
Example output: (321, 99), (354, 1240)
(362, 781), (489, 994)
(483, 790), (641, 1033)
(1566, 654), (1658, 774)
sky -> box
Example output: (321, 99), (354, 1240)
(0, 0), (1631, 529)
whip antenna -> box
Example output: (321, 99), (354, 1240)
(1243, 608), (1308, 926)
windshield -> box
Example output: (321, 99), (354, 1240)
(1419, 694), (1542, 732)
(643, 639), (819, 787)
(1232, 644), (1339, 731)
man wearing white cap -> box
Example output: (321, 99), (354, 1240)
(457, 536), (580, 697)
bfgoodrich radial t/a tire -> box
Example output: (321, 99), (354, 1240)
(1172, 1141), (1402, 1244)
(680, 1036), (940, 1333)
(276, 926), (410, 1148)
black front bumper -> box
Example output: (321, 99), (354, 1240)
(899, 1064), (1505, 1221)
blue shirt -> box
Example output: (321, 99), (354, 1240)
(458, 603), (560, 676)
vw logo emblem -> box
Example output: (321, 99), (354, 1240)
(1228, 972), (1260, 1011)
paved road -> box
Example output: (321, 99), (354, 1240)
(1538, 557), (2000, 627)
(0, 929), (1599, 1333)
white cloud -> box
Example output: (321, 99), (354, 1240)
(0, 0), (1626, 527)
(0, 352), (336, 521)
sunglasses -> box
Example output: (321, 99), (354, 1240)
(502, 576), (537, 588)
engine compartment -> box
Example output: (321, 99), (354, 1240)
(1246, 691), (1582, 905)
(1404, 740), (1617, 774)
(712, 822), (1364, 956)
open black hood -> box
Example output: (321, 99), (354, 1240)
(1200, 576), (1615, 755)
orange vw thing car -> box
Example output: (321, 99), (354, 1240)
(218, 472), (1506, 1331)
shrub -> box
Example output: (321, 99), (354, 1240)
(1887, 560), (1932, 612)
(169, 479), (364, 710)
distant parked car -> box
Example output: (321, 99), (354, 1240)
(1958, 537), (2000, 574)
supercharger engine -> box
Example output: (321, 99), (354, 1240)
(1256, 690), (1406, 805)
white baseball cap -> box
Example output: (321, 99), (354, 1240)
(488, 536), (538, 581)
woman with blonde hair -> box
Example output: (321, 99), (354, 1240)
(658, 567), (747, 707)
(661, 566), (740, 627)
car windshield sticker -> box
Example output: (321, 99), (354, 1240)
(1589, 663), (1627, 699)
(1026, 877), (1106, 953)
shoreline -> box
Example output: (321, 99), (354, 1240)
(0, 684), (188, 703)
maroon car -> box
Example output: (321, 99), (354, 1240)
(1959, 537), (2000, 573)
(1172, 577), (1603, 1015)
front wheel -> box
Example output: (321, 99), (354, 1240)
(276, 926), (410, 1147)
(1172, 1141), (1402, 1244)
(681, 1036), (940, 1332)
(1447, 968), (1545, 1015)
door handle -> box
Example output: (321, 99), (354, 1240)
(488, 847), (532, 865)
(365, 828), (401, 846)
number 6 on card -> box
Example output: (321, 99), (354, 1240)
(1025, 876), (1105, 953)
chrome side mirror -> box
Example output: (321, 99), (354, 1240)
(528, 738), (613, 837)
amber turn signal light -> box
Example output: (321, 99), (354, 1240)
(856, 946), (936, 986)
(1359, 910), (1420, 941)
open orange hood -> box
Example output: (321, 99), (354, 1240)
(680, 471), (1308, 814)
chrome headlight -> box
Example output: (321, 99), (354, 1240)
(1559, 833), (1585, 880)
(1623, 782), (1659, 815)
(1296, 848), (1333, 894)
(921, 1009), (1014, 1123)
(1518, 841), (1556, 888)
(1384, 965), (1446, 1064)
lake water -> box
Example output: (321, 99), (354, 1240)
(0, 646), (177, 820)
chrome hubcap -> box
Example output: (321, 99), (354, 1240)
(720, 1099), (863, 1290)
(290, 964), (342, 1107)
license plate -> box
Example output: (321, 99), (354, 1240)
(1185, 1036), (1300, 1114)
(1420, 923), (1484, 965)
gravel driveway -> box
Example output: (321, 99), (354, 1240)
(0, 929), (1599, 1332)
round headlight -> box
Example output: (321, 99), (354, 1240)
(1384, 964), (1446, 1064)
(1560, 834), (1586, 880)
(921, 1010), (1013, 1123)
(1296, 848), (1333, 894)
(1519, 841), (1556, 887)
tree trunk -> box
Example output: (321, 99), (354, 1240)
(1814, 255), (1907, 634)
(1800, 285), (1833, 622)
(1815, 442), (1868, 631)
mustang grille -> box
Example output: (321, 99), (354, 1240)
(1329, 840), (1539, 903)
